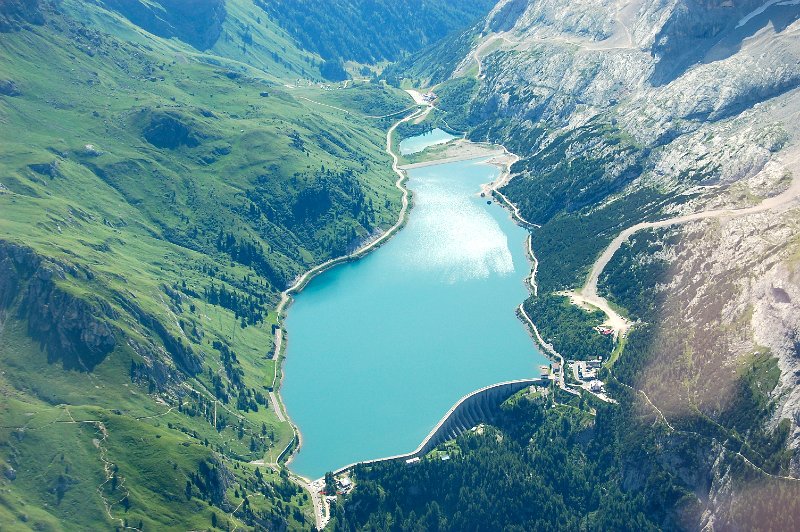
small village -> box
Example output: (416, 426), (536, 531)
(539, 354), (615, 404)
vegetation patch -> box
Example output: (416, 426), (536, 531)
(524, 293), (614, 361)
(334, 396), (670, 530)
(432, 76), (480, 132)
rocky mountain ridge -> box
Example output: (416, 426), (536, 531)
(383, 0), (800, 526)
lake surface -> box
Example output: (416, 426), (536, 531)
(398, 128), (457, 155)
(281, 156), (546, 480)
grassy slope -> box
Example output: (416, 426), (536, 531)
(0, 4), (409, 530)
(63, 0), (324, 82)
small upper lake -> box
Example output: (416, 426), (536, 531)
(398, 128), (457, 155)
(281, 154), (546, 480)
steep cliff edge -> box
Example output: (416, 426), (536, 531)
(0, 240), (204, 376)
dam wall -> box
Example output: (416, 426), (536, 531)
(330, 378), (543, 477)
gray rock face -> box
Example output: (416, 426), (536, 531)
(0, 240), (203, 377)
(511, 0), (617, 40)
(0, 79), (21, 96)
(124, 302), (203, 376)
(432, 0), (800, 524)
(142, 112), (201, 150)
(472, 0), (800, 149)
(0, 242), (40, 311)
(451, 0), (800, 244)
(0, 256), (21, 310)
(27, 161), (59, 177)
(15, 257), (118, 372)
(647, 0), (767, 83)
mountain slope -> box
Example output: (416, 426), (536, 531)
(78, 0), (498, 81)
(0, 1), (412, 529)
(340, 0), (800, 528)
(253, 0), (496, 64)
(65, 0), (325, 80)
(91, 0), (227, 50)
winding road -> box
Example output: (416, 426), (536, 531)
(566, 152), (800, 337)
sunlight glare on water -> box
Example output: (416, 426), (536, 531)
(404, 171), (514, 283)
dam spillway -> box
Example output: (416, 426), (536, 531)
(414, 379), (541, 456)
(331, 379), (543, 476)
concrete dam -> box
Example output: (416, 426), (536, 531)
(331, 378), (543, 477)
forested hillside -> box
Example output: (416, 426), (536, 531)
(253, 0), (495, 64)
(4, 0), (800, 529)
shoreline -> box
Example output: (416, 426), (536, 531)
(279, 138), (524, 467)
(269, 101), (549, 527)
(484, 146), (572, 390)
(268, 103), (429, 529)
(290, 145), (546, 485)
(302, 139), (571, 473)
(399, 149), (506, 170)
(479, 147), (541, 229)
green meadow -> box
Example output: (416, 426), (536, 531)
(0, 2), (411, 529)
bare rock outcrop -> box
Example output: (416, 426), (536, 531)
(0, 240), (202, 375)
(0, 241), (118, 371)
(22, 265), (118, 371)
(0, 79), (21, 97)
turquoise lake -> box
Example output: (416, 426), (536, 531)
(398, 128), (457, 155)
(281, 157), (546, 480)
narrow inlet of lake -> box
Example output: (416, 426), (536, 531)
(281, 155), (546, 480)
(398, 128), (457, 155)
